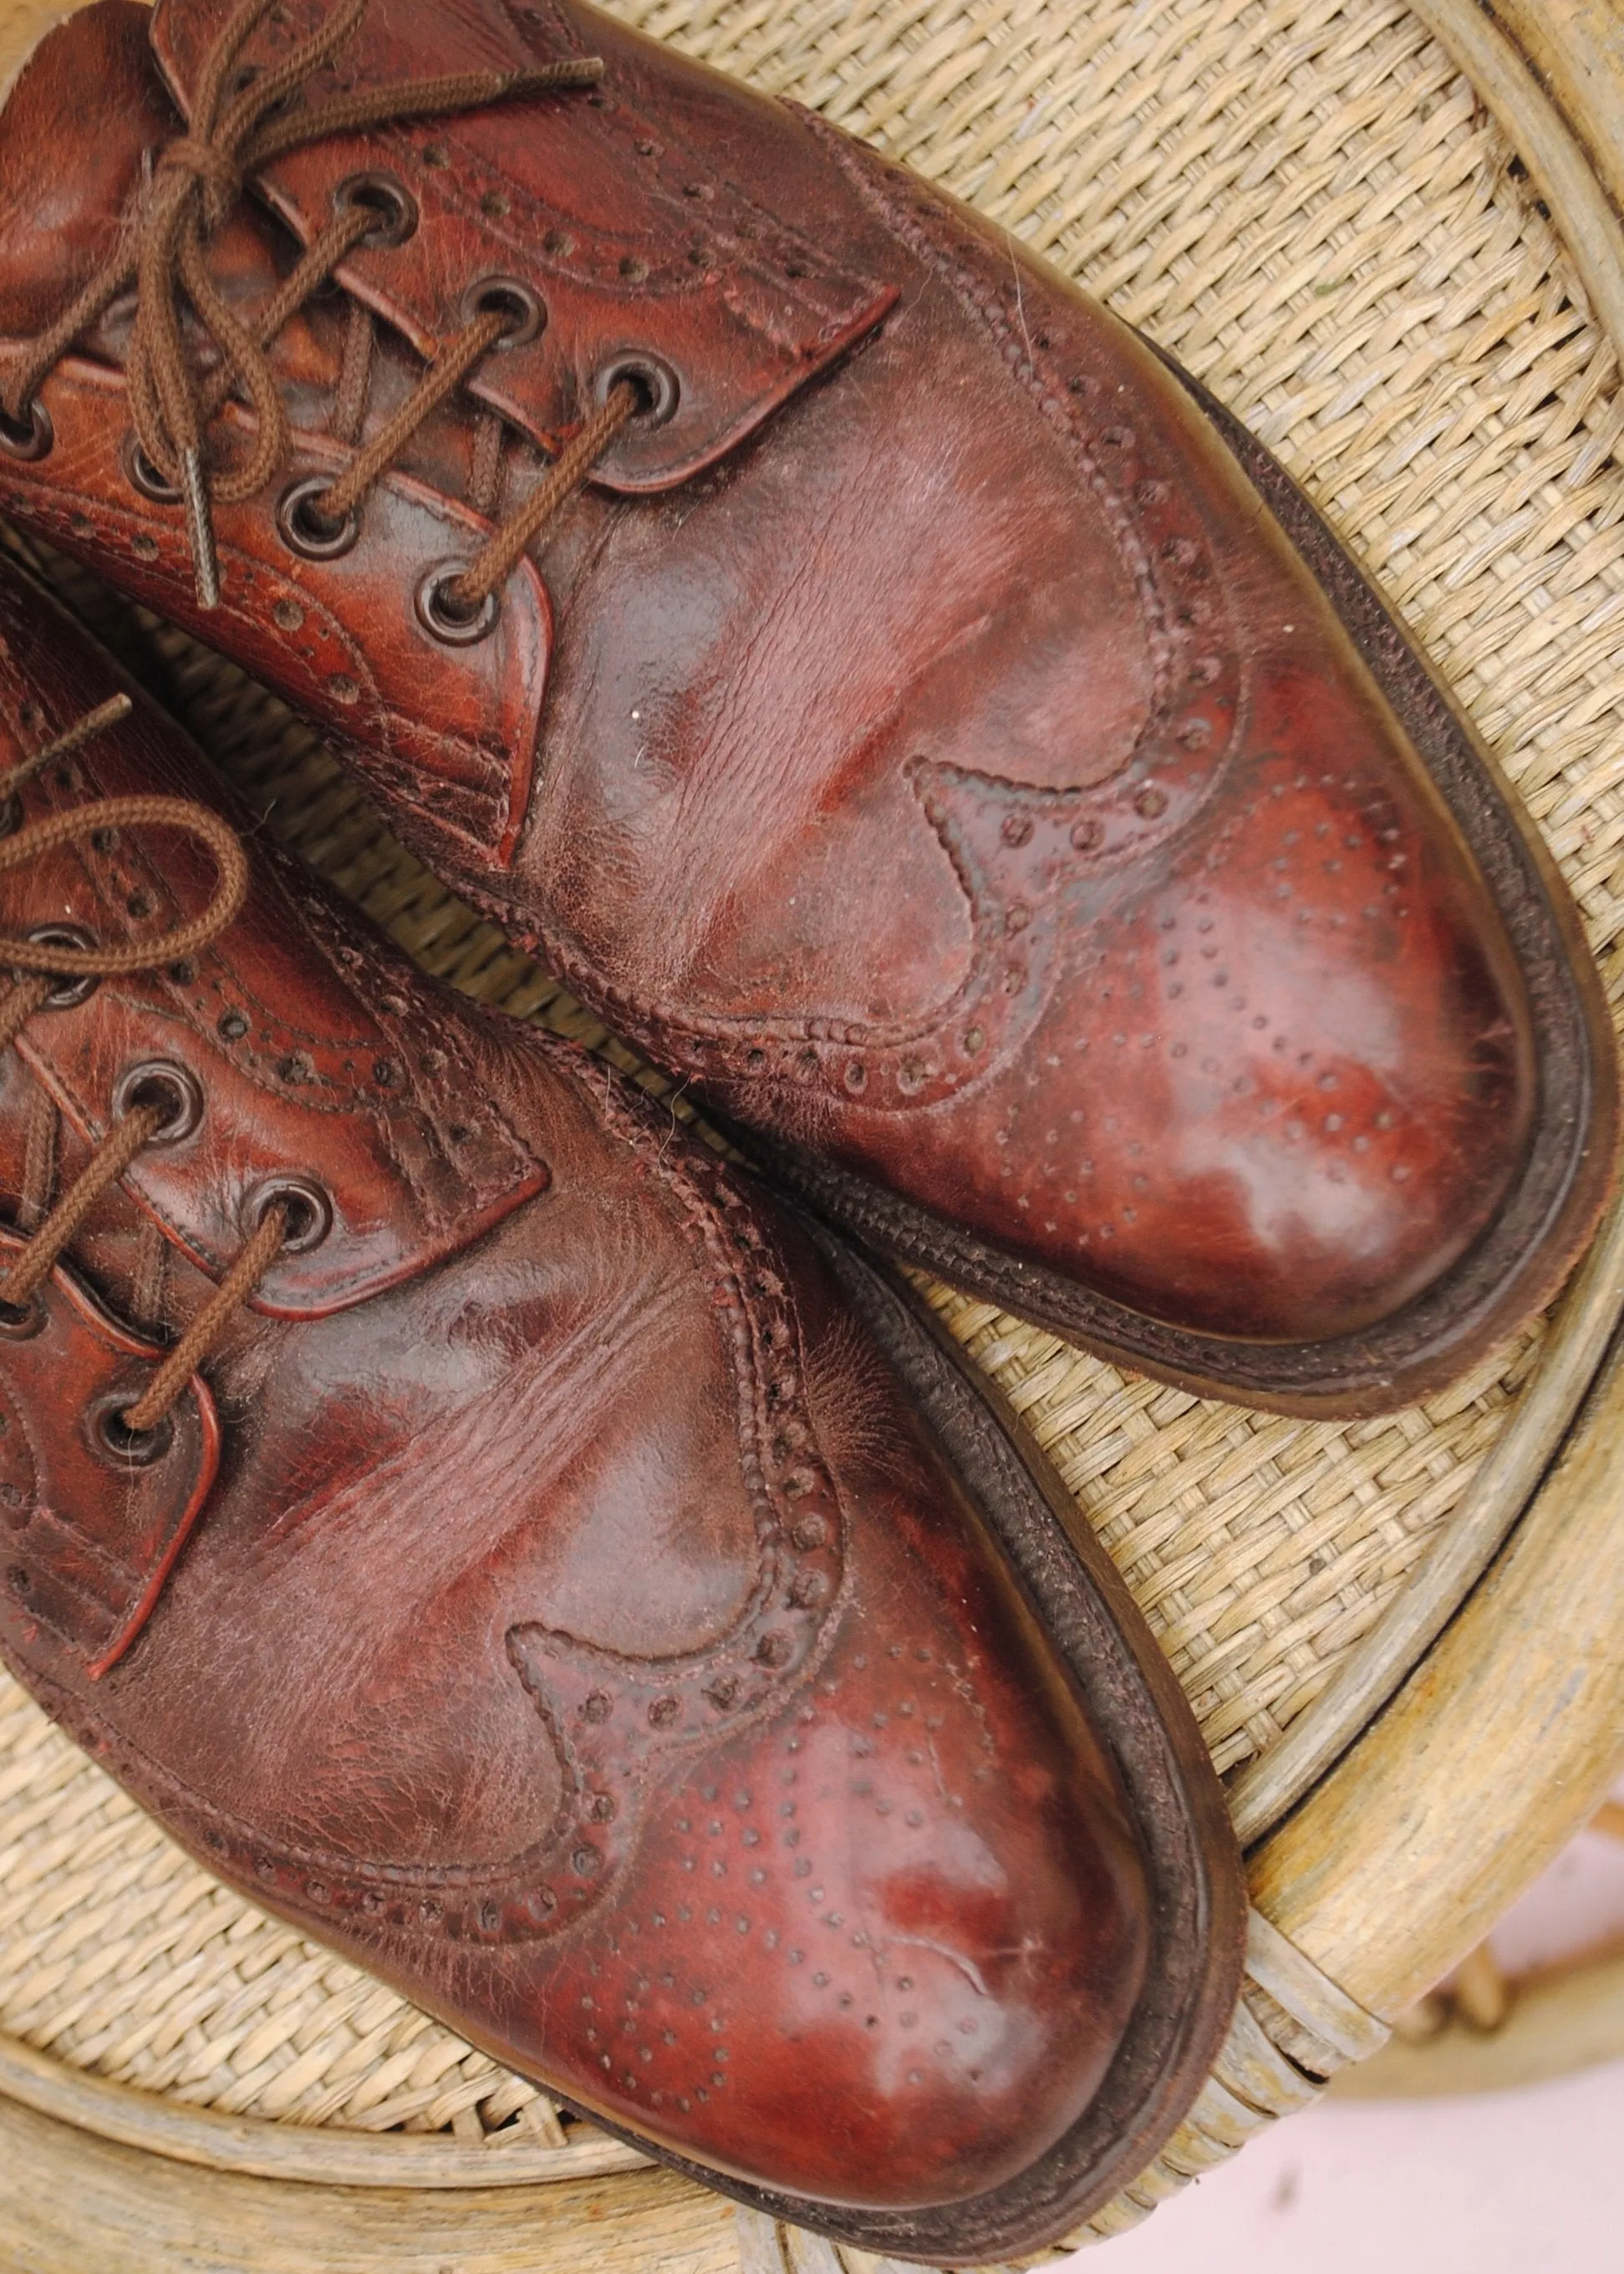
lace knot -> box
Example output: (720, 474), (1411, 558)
(156, 136), (245, 201)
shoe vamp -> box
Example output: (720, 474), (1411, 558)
(522, 272), (1156, 1035)
(96, 1195), (764, 1875)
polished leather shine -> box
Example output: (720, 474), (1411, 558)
(0, 0), (1611, 1412)
(0, 563), (1245, 2256)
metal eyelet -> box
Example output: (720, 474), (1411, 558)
(459, 275), (546, 348)
(242, 1174), (332, 1254)
(122, 432), (181, 504)
(25, 923), (100, 1010)
(87, 1391), (173, 1468)
(334, 170), (419, 247)
(0, 397), (53, 462)
(277, 476), (360, 562)
(0, 1294), (45, 1341)
(415, 562), (500, 647)
(593, 352), (680, 427)
(112, 1060), (205, 1145)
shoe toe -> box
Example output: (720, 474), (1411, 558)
(1061, 649), (1536, 1343)
(502, 1296), (1155, 2209)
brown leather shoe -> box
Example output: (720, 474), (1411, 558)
(0, 0), (1613, 1416)
(0, 555), (1243, 2261)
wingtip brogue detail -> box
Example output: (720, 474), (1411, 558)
(0, 555), (1244, 2256)
(1, 0), (1600, 1412)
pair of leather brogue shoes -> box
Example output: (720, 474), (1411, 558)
(0, 0), (1614, 2257)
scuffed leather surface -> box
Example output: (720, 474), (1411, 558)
(0, 567), (1158, 2213)
(516, 124), (1539, 1344)
(0, 0), (1561, 1356)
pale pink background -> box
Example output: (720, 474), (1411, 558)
(1056, 2058), (1624, 2274)
(1056, 1783), (1624, 2274)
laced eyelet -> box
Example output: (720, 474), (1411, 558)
(0, 398), (53, 463)
(87, 1391), (174, 1468)
(242, 1174), (332, 1254)
(113, 1060), (205, 1145)
(593, 353), (680, 427)
(334, 170), (419, 248)
(415, 562), (500, 646)
(0, 1293), (45, 1340)
(277, 476), (361, 562)
(122, 432), (182, 504)
(460, 276), (546, 348)
(25, 923), (100, 1010)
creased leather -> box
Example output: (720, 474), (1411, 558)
(0, 561), (1196, 2228)
(0, 0), (1605, 1395)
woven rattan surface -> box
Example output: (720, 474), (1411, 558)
(3, 0), (1624, 2169)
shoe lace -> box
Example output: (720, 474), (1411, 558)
(0, 695), (263, 1440)
(0, 0), (635, 619)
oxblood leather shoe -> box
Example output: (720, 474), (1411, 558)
(0, 0), (1614, 1417)
(0, 557), (1244, 2262)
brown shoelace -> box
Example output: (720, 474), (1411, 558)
(0, 695), (270, 1441)
(0, 0), (637, 615)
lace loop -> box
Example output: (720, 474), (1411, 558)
(0, 796), (249, 974)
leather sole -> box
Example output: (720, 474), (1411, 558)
(551, 1225), (1248, 2265)
(762, 354), (1621, 1419)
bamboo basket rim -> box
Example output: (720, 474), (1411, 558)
(1332, 1934), (1624, 2099)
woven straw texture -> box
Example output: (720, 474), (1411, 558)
(3, 0), (1624, 2168)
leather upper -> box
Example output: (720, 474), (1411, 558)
(0, 0), (1601, 1383)
(0, 1225), (218, 1675)
(0, 557), (1171, 2220)
(153, 0), (898, 486)
(0, 598), (548, 1313)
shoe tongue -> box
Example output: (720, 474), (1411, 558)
(150, 0), (897, 486)
(0, 3), (178, 340)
